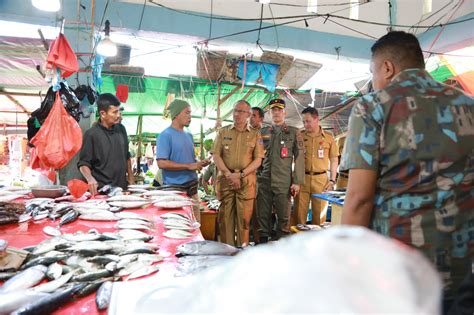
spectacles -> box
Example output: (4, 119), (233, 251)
(234, 109), (250, 114)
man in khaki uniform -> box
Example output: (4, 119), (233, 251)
(293, 107), (339, 226)
(212, 100), (264, 247)
(257, 99), (305, 243)
(335, 135), (348, 190)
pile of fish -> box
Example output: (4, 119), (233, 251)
(206, 198), (221, 211)
(0, 202), (26, 225)
(0, 187), (31, 203)
(161, 212), (199, 239)
(0, 226), (163, 314)
(174, 240), (240, 276)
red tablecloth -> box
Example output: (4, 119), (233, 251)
(0, 198), (203, 314)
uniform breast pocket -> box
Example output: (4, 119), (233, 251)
(246, 141), (256, 154)
(222, 141), (232, 157)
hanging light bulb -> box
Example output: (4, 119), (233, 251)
(96, 20), (117, 57)
(32, 0), (60, 12)
(307, 0), (318, 14)
(258, 0), (271, 4)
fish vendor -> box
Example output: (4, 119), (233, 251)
(156, 99), (210, 222)
(211, 100), (264, 247)
(78, 93), (131, 195)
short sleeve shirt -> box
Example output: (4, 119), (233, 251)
(156, 126), (197, 185)
(302, 127), (338, 173)
(341, 69), (474, 298)
(211, 124), (264, 172)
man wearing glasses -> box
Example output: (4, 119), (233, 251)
(212, 100), (264, 246)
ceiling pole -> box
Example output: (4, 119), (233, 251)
(216, 83), (221, 129)
(5, 95), (31, 114)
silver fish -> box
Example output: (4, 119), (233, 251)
(176, 255), (233, 276)
(108, 201), (151, 209)
(176, 240), (240, 256)
(21, 255), (65, 270)
(0, 271), (17, 281)
(107, 195), (148, 202)
(43, 226), (62, 237)
(0, 291), (50, 314)
(105, 261), (118, 272)
(63, 232), (101, 242)
(117, 223), (154, 231)
(0, 265), (47, 293)
(46, 262), (63, 280)
(163, 229), (193, 239)
(116, 254), (139, 269)
(119, 218), (154, 226)
(126, 264), (160, 281)
(96, 281), (113, 310)
(79, 211), (119, 221)
(116, 212), (151, 221)
(160, 212), (190, 220)
(118, 229), (153, 241)
(117, 260), (152, 277)
(32, 271), (75, 293)
(11, 284), (84, 315)
(59, 209), (79, 226)
(72, 269), (112, 282)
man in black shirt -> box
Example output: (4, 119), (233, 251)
(78, 93), (131, 195)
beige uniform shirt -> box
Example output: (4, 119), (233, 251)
(303, 127), (339, 173)
(211, 124), (264, 173)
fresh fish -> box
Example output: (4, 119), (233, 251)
(105, 261), (118, 272)
(163, 229), (193, 239)
(87, 254), (121, 265)
(117, 223), (154, 231)
(75, 208), (112, 215)
(59, 209), (79, 226)
(107, 195), (148, 202)
(32, 211), (49, 221)
(75, 277), (113, 297)
(46, 262), (63, 280)
(126, 264), (160, 281)
(21, 255), (65, 269)
(99, 232), (121, 241)
(71, 200), (110, 210)
(137, 254), (164, 264)
(11, 283), (85, 315)
(63, 232), (101, 242)
(18, 213), (32, 223)
(108, 201), (151, 209)
(0, 265), (47, 293)
(117, 260), (152, 277)
(43, 226), (62, 237)
(95, 281), (113, 310)
(32, 271), (75, 293)
(162, 218), (192, 227)
(176, 255), (233, 276)
(0, 291), (50, 314)
(108, 206), (123, 212)
(118, 229), (153, 242)
(119, 218), (154, 226)
(160, 212), (190, 220)
(21, 245), (36, 253)
(72, 269), (112, 282)
(154, 200), (194, 209)
(119, 246), (156, 256)
(79, 211), (119, 221)
(0, 271), (17, 281)
(116, 212), (151, 221)
(164, 224), (196, 231)
(176, 240), (240, 256)
(66, 241), (113, 253)
(116, 254), (139, 269)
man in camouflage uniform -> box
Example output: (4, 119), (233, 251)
(257, 99), (305, 242)
(212, 100), (264, 247)
(341, 31), (473, 313)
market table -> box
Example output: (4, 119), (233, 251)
(311, 193), (344, 225)
(0, 197), (203, 314)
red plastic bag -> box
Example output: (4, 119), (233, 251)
(30, 92), (83, 169)
(116, 84), (129, 103)
(29, 146), (57, 182)
(46, 33), (79, 78)
(67, 179), (88, 198)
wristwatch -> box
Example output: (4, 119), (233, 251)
(240, 170), (245, 179)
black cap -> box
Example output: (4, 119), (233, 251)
(268, 99), (285, 109)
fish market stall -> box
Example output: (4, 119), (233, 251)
(0, 192), (205, 314)
(312, 191), (345, 225)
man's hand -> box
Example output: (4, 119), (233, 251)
(290, 184), (301, 196)
(323, 181), (335, 192)
(87, 178), (99, 196)
(226, 172), (241, 190)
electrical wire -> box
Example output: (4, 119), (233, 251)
(209, 0), (213, 39)
(268, 4), (280, 51)
(410, 0), (455, 34)
(138, 0), (147, 31)
(148, 0), (472, 29)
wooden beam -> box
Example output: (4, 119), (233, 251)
(0, 91), (44, 97)
(5, 95), (31, 114)
(218, 85), (240, 106)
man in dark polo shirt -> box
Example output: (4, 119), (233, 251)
(78, 93), (130, 195)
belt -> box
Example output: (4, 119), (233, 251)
(339, 172), (349, 179)
(227, 169), (241, 173)
(305, 171), (326, 176)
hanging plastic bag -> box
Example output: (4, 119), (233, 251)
(29, 146), (56, 183)
(30, 92), (83, 169)
(46, 33), (79, 78)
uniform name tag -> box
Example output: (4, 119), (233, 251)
(281, 147), (288, 158)
(318, 148), (324, 159)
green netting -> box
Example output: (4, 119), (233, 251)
(101, 74), (275, 119)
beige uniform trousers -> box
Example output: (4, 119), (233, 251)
(293, 173), (328, 225)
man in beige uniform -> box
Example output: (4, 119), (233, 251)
(212, 100), (264, 247)
(293, 107), (339, 226)
(335, 135), (348, 190)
